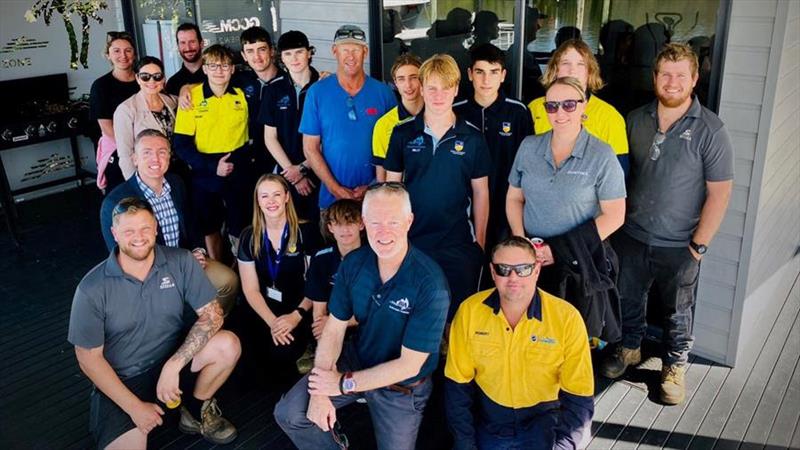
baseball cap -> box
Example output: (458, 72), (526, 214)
(334, 25), (367, 46)
(278, 30), (310, 52)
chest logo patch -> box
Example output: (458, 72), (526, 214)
(500, 122), (512, 136)
(388, 297), (411, 314)
(277, 95), (291, 110)
(366, 107), (379, 116)
(680, 129), (693, 141)
(531, 335), (557, 344)
(407, 136), (425, 153)
(159, 276), (175, 290)
(245, 85), (256, 97)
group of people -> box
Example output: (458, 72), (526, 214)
(70, 15), (733, 450)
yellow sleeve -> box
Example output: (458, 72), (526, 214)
(372, 112), (391, 159)
(444, 302), (476, 384)
(605, 108), (629, 156)
(173, 87), (199, 136)
(528, 97), (551, 135)
(558, 307), (595, 397)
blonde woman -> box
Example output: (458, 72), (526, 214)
(508, 76), (626, 342)
(238, 174), (319, 381)
(529, 39), (629, 173)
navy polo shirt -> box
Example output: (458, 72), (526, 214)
(383, 115), (492, 250)
(232, 69), (285, 167)
(257, 68), (320, 165)
(304, 245), (347, 303)
(328, 246), (450, 384)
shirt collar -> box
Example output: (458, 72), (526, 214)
(202, 80), (237, 99)
(135, 173), (171, 199)
(397, 101), (413, 120)
(570, 127), (590, 159)
(482, 288), (543, 321)
(103, 245), (167, 277)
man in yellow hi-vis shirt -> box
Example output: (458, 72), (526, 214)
(445, 236), (594, 450)
(174, 44), (250, 260)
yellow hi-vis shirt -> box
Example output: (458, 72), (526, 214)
(371, 102), (414, 162)
(174, 83), (248, 153)
(445, 288), (594, 409)
(529, 95), (628, 157)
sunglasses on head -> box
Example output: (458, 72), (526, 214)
(137, 72), (164, 82)
(335, 28), (366, 41)
(543, 99), (584, 114)
(107, 31), (132, 42)
(492, 263), (535, 277)
(366, 181), (406, 192)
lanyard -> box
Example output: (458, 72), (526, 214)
(264, 224), (289, 286)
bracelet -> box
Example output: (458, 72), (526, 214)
(295, 307), (310, 320)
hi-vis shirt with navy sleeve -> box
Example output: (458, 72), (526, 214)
(444, 288), (594, 450)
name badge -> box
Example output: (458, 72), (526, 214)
(267, 287), (283, 302)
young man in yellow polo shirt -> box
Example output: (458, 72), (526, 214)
(445, 237), (594, 450)
(174, 45), (250, 260)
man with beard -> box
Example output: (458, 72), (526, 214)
(445, 237), (593, 449)
(69, 197), (240, 449)
(166, 23), (206, 96)
(274, 183), (449, 450)
(600, 43), (733, 405)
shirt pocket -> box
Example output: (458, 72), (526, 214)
(523, 343), (564, 388)
(470, 339), (503, 371)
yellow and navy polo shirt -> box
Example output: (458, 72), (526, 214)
(444, 287), (594, 446)
(174, 82), (248, 154)
(530, 95), (629, 173)
(371, 101), (413, 164)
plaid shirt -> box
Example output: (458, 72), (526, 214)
(136, 174), (180, 247)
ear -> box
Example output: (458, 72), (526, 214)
(500, 68), (507, 82)
(111, 225), (120, 242)
(691, 72), (699, 88)
(467, 67), (474, 82)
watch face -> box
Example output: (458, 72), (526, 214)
(343, 378), (356, 392)
(697, 245), (707, 254)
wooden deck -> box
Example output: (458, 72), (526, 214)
(1, 186), (798, 450)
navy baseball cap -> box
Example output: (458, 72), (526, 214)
(278, 30), (310, 52)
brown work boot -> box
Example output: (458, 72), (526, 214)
(660, 364), (686, 405)
(600, 346), (641, 379)
(179, 398), (238, 444)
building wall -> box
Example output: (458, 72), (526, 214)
(713, 0), (800, 366)
(279, 0), (371, 74)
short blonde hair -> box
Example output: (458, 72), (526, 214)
(654, 43), (699, 76)
(546, 76), (587, 102)
(541, 39), (605, 93)
(418, 54), (460, 89)
(202, 44), (234, 65)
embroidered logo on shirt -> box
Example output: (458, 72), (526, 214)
(566, 170), (589, 176)
(454, 140), (464, 152)
(245, 85), (256, 97)
(474, 330), (490, 336)
(277, 95), (291, 110)
(680, 129), (693, 141)
(499, 122), (512, 136)
(407, 136), (425, 153)
(388, 297), (411, 314)
(531, 335), (557, 344)
(366, 107), (379, 116)
(159, 276), (175, 290)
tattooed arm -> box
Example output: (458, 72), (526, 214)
(155, 299), (224, 405)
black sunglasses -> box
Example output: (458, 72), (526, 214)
(366, 181), (406, 192)
(543, 99), (584, 114)
(335, 28), (366, 41)
(137, 72), (164, 82)
(331, 421), (349, 449)
(492, 263), (536, 277)
(650, 131), (666, 161)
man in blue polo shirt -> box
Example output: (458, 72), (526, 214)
(274, 183), (450, 450)
(454, 43), (533, 252)
(385, 54), (491, 319)
(301, 24), (396, 209)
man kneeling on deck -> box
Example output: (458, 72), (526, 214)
(69, 198), (240, 449)
(445, 237), (594, 450)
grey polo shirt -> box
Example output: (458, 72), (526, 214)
(68, 245), (216, 379)
(624, 97), (734, 247)
(509, 128), (626, 238)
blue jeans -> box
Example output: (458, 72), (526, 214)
(613, 231), (700, 365)
(273, 344), (433, 450)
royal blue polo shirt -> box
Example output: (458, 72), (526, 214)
(300, 75), (396, 208)
(383, 115), (492, 250)
(328, 246), (450, 384)
(257, 68), (320, 166)
(304, 245), (346, 303)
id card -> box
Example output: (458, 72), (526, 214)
(267, 287), (283, 302)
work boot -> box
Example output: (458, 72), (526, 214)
(660, 364), (686, 405)
(179, 398), (238, 444)
(600, 346), (641, 379)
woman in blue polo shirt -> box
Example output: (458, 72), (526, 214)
(238, 174), (318, 381)
(507, 76), (626, 344)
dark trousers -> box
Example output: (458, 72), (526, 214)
(613, 231), (700, 365)
(427, 242), (484, 320)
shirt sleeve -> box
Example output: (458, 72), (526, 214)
(327, 254), (354, 321)
(180, 249), (217, 311)
(372, 112), (391, 163)
(67, 283), (105, 349)
(113, 101), (136, 179)
(90, 77), (115, 121)
(702, 126), (735, 182)
(401, 273), (449, 354)
(257, 84), (276, 127)
(596, 146), (627, 201)
(444, 305), (478, 450)
(298, 86), (321, 136)
(173, 98), (197, 137)
(471, 134), (492, 179)
(553, 306), (595, 450)
(382, 126), (405, 173)
(304, 253), (330, 302)
(236, 227), (256, 264)
(508, 137), (530, 188)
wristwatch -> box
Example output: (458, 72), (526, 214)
(339, 371), (356, 394)
(690, 241), (708, 255)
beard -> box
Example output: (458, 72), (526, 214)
(656, 89), (692, 108)
(119, 240), (155, 262)
(181, 49), (201, 63)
